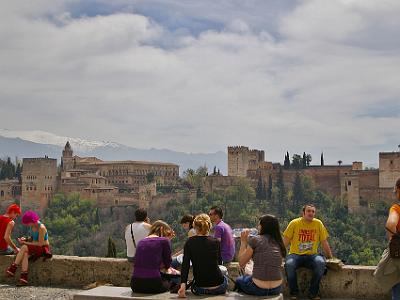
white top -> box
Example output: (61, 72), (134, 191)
(125, 222), (150, 258)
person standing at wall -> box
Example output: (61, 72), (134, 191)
(125, 208), (151, 263)
(384, 178), (400, 300)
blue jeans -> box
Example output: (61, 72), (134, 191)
(0, 246), (13, 255)
(191, 276), (228, 296)
(235, 275), (282, 296)
(392, 282), (400, 300)
(285, 254), (326, 296)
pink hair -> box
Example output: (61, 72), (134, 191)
(21, 210), (40, 225)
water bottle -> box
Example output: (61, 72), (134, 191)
(232, 228), (258, 238)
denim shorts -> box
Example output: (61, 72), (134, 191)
(191, 276), (228, 295)
(0, 246), (14, 255)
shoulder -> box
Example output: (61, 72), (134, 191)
(288, 217), (302, 226)
(40, 223), (47, 230)
(312, 218), (324, 226)
(248, 235), (262, 248)
(390, 204), (400, 214)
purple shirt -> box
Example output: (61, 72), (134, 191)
(132, 237), (172, 278)
(213, 220), (235, 262)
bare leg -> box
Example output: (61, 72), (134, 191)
(15, 245), (28, 265)
(21, 252), (29, 272)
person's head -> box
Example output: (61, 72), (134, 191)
(135, 208), (148, 222)
(21, 210), (40, 226)
(193, 214), (212, 235)
(180, 214), (194, 230)
(148, 220), (174, 239)
(258, 214), (286, 257)
(6, 204), (21, 220)
(208, 206), (223, 223)
(395, 178), (400, 200)
(302, 204), (316, 222)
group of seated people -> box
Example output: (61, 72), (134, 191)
(0, 204), (51, 285)
(0, 201), (330, 299)
(126, 204), (333, 300)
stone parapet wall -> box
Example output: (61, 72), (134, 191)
(0, 255), (390, 299)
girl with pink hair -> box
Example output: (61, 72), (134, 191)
(6, 210), (51, 285)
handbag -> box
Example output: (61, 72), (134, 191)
(385, 227), (400, 258)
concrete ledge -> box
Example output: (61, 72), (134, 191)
(73, 286), (284, 300)
(0, 255), (391, 299)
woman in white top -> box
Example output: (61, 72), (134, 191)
(125, 208), (151, 262)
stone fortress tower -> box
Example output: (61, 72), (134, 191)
(228, 146), (265, 177)
(379, 152), (400, 188)
(21, 157), (58, 211)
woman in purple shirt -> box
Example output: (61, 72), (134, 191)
(131, 220), (175, 293)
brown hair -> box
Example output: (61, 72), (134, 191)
(302, 204), (316, 213)
(193, 214), (212, 235)
(396, 178), (400, 190)
(180, 214), (194, 229)
(149, 220), (173, 237)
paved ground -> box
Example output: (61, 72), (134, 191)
(0, 284), (373, 300)
(0, 284), (83, 300)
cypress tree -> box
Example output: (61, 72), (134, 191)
(256, 176), (263, 200)
(277, 167), (286, 217)
(321, 152), (324, 166)
(106, 236), (117, 258)
(267, 174), (273, 200)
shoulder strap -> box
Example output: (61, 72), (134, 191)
(130, 223), (136, 248)
(386, 226), (397, 235)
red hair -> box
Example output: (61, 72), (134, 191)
(7, 204), (21, 215)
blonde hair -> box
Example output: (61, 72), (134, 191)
(149, 220), (173, 237)
(193, 213), (212, 235)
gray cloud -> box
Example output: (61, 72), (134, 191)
(0, 0), (399, 167)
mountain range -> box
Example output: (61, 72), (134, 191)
(0, 129), (227, 174)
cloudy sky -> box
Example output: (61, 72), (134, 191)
(1, 0), (399, 166)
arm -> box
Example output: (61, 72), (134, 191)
(321, 240), (333, 259)
(161, 239), (172, 269)
(214, 226), (222, 242)
(283, 236), (291, 248)
(238, 230), (253, 268)
(4, 221), (19, 253)
(386, 210), (399, 240)
(178, 241), (191, 298)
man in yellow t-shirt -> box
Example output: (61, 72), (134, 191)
(283, 204), (333, 300)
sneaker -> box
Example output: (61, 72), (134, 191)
(6, 263), (18, 277)
(18, 272), (28, 285)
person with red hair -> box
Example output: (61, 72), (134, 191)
(0, 204), (21, 255)
(6, 210), (51, 285)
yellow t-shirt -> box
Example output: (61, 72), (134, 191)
(283, 217), (329, 255)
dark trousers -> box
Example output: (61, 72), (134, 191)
(131, 277), (169, 294)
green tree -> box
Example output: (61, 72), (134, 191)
(256, 176), (264, 200)
(284, 152), (291, 169)
(267, 174), (273, 200)
(276, 167), (286, 217)
(0, 157), (16, 180)
(106, 236), (117, 258)
(292, 154), (303, 170)
(292, 172), (305, 211)
(321, 152), (324, 166)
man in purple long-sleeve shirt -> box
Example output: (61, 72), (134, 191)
(209, 206), (235, 263)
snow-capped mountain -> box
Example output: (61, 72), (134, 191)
(0, 129), (227, 174)
(0, 129), (120, 152)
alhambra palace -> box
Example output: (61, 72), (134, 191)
(1, 143), (399, 214)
